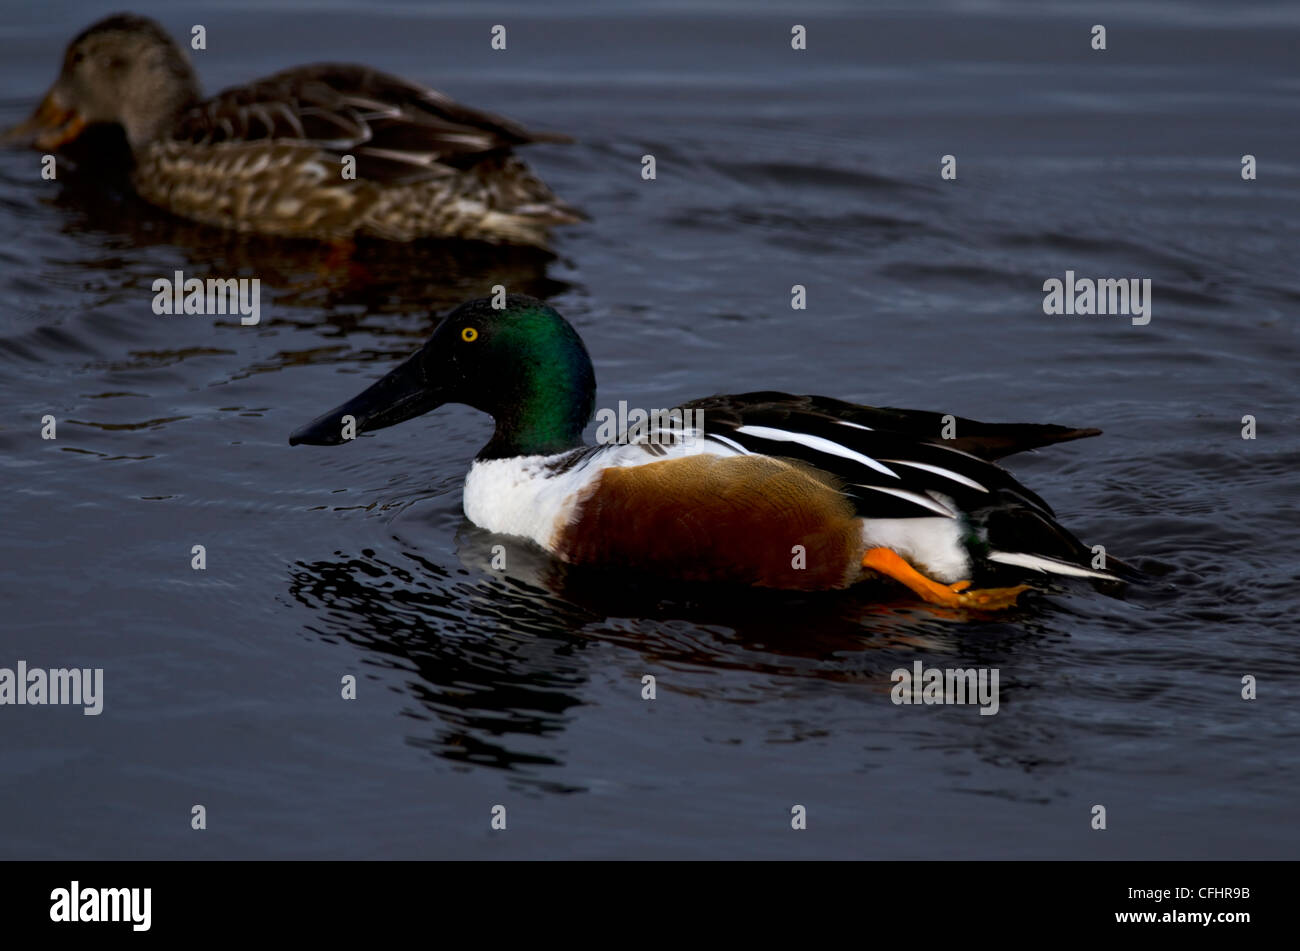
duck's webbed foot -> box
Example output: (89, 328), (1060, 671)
(861, 547), (1030, 610)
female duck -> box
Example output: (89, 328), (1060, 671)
(5, 14), (580, 247)
(291, 296), (1121, 609)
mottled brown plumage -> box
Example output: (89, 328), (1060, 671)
(5, 15), (581, 247)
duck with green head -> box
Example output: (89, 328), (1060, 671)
(291, 295), (1122, 608)
(4, 13), (580, 247)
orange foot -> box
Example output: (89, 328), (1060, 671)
(861, 547), (1030, 610)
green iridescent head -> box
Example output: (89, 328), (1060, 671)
(290, 295), (597, 459)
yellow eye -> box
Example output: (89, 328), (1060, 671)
(461, 327), (478, 342)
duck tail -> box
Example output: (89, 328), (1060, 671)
(948, 422), (1102, 461)
(978, 501), (1141, 583)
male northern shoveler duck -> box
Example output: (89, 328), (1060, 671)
(4, 14), (580, 247)
(290, 296), (1121, 609)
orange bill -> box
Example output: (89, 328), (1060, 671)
(3, 89), (87, 149)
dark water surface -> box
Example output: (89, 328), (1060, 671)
(1, 1), (1297, 858)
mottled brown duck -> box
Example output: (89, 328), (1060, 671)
(5, 14), (581, 248)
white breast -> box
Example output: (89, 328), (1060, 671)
(462, 455), (590, 549)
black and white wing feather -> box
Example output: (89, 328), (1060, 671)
(684, 392), (1110, 572)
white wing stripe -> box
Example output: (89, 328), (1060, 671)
(988, 551), (1117, 580)
(879, 459), (989, 492)
(854, 484), (957, 518)
(705, 433), (750, 455)
(734, 425), (899, 478)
